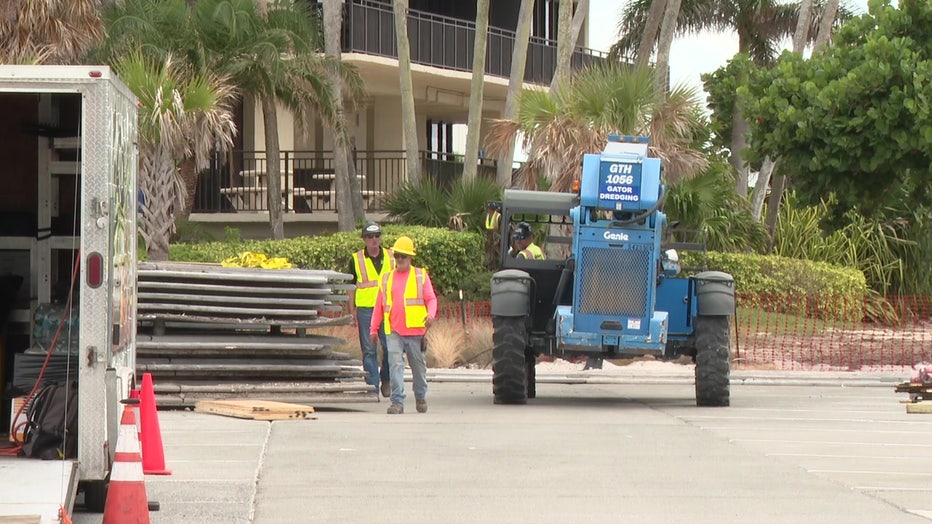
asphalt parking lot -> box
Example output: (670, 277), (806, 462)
(74, 370), (932, 523)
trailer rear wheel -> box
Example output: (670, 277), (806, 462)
(492, 315), (527, 404)
(694, 315), (730, 407)
(81, 479), (108, 512)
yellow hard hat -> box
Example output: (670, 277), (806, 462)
(391, 236), (416, 256)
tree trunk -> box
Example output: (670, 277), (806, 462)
(393, 0), (420, 185)
(636, 0), (666, 67)
(653, 0), (681, 96)
(813, 0), (839, 53)
(730, 103), (749, 198)
(567, 0), (588, 60)
(138, 142), (177, 261)
(346, 135), (365, 223)
(463, 0), (490, 182)
(495, 0), (534, 187)
(793, 0), (813, 53)
(324, 0), (356, 231)
(764, 173), (787, 253)
(749, 155), (776, 221)
(178, 156), (197, 220)
(550, 0), (573, 91)
(261, 96), (284, 240)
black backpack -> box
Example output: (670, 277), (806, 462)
(22, 380), (79, 460)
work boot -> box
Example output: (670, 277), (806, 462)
(416, 399), (427, 413)
(380, 381), (391, 398)
(387, 403), (404, 415)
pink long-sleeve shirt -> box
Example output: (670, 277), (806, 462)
(370, 268), (438, 337)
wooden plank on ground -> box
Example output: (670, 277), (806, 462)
(0, 517), (42, 524)
(906, 401), (932, 414)
(194, 399), (316, 420)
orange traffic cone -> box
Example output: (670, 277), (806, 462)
(129, 388), (142, 442)
(139, 373), (171, 475)
(103, 399), (150, 524)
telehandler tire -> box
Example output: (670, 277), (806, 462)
(492, 315), (528, 404)
(694, 315), (730, 407)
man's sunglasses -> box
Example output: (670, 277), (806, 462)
(394, 254), (410, 260)
(363, 234), (381, 239)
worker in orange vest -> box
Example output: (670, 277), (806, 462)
(347, 222), (394, 397)
(370, 236), (438, 415)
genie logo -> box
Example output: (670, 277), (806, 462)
(603, 231), (629, 241)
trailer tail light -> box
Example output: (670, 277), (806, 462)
(87, 252), (104, 288)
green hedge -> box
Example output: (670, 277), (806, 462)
(169, 225), (485, 297)
(682, 251), (868, 321)
(170, 228), (869, 320)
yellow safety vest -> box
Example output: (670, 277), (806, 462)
(485, 210), (501, 230)
(353, 248), (395, 307)
(518, 244), (545, 260)
(381, 267), (427, 335)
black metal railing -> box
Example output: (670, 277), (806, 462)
(340, 0), (609, 85)
(193, 150), (500, 214)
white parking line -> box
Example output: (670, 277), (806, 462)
(808, 469), (932, 477)
(730, 438), (932, 448)
(699, 426), (925, 435)
(856, 486), (932, 492)
(681, 415), (932, 426)
(767, 453), (918, 460)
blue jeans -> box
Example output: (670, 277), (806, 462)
(386, 332), (427, 406)
(356, 307), (389, 387)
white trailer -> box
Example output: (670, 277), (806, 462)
(0, 65), (138, 521)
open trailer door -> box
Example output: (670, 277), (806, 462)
(0, 65), (138, 521)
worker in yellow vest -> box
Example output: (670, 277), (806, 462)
(370, 236), (438, 415)
(509, 221), (546, 260)
(347, 222), (394, 397)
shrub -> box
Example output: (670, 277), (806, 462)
(682, 251), (868, 321)
(169, 225), (485, 297)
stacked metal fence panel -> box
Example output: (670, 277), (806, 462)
(136, 262), (374, 407)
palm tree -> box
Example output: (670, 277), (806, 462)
(98, 0), (238, 224)
(113, 51), (236, 261)
(463, 0), (490, 182)
(484, 64), (708, 193)
(495, 0), (534, 187)
(551, 0), (590, 91)
(393, 0), (421, 185)
(654, 0), (683, 95)
(323, 0), (365, 230)
(634, 0), (666, 66)
(194, 0), (361, 239)
(0, 0), (102, 64)
(813, 0), (840, 52)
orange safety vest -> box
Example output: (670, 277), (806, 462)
(381, 267), (427, 335)
(353, 248), (394, 307)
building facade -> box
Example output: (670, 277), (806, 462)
(191, 0), (603, 238)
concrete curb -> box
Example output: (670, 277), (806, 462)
(423, 367), (908, 388)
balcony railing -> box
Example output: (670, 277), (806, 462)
(339, 0), (609, 85)
(193, 150), (499, 214)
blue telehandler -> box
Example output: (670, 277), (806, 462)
(489, 136), (735, 406)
